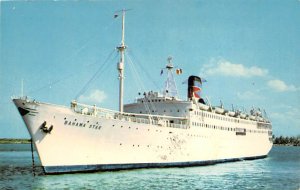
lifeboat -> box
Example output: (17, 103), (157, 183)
(214, 107), (225, 114)
(228, 111), (235, 117)
(239, 113), (246, 119)
(199, 103), (210, 111)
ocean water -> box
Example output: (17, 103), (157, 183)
(0, 144), (299, 190)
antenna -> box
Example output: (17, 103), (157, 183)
(21, 79), (24, 97)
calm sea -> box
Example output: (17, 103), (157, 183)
(0, 144), (299, 190)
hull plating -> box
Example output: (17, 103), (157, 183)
(13, 98), (273, 174)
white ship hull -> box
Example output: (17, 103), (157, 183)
(13, 98), (273, 174)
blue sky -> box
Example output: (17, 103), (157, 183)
(1, 0), (299, 138)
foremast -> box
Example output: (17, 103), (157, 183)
(116, 10), (127, 113)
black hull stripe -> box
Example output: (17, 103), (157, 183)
(44, 155), (267, 174)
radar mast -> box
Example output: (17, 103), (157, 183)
(163, 56), (179, 98)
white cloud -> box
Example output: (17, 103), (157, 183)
(237, 91), (263, 100)
(267, 79), (298, 92)
(78, 89), (107, 104)
(201, 59), (268, 78)
(270, 107), (300, 125)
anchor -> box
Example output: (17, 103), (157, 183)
(40, 121), (53, 134)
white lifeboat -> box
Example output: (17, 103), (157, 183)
(199, 103), (210, 111)
(228, 111), (235, 117)
(214, 107), (225, 114)
(239, 113), (246, 119)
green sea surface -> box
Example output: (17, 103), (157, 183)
(0, 145), (299, 190)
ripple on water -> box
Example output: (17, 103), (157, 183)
(0, 146), (300, 190)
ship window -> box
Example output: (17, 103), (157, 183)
(164, 110), (166, 112)
(177, 109), (180, 112)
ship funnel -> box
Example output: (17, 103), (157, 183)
(187, 75), (205, 103)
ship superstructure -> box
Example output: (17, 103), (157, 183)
(12, 10), (272, 174)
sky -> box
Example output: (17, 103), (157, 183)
(1, 0), (299, 138)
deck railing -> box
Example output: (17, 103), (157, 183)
(71, 101), (189, 129)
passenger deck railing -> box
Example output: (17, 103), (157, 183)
(71, 101), (189, 129)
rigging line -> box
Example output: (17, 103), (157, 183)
(27, 73), (75, 95)
(75, 48), (117, 100)
(126, 52), (157, 116)
(29, 19), (118, 88)
(26, 50), (116, 95)
(127, 49), (161, 90)
(26, 21), (118, 96)
(126, 52), (152, 113)
(126, 53), (151, 114)
(59, 18), (118, 68)
(126, 51), (182, 115)
(126, 50), (161, 113)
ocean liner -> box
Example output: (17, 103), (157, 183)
(12, 10), (273, 174)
